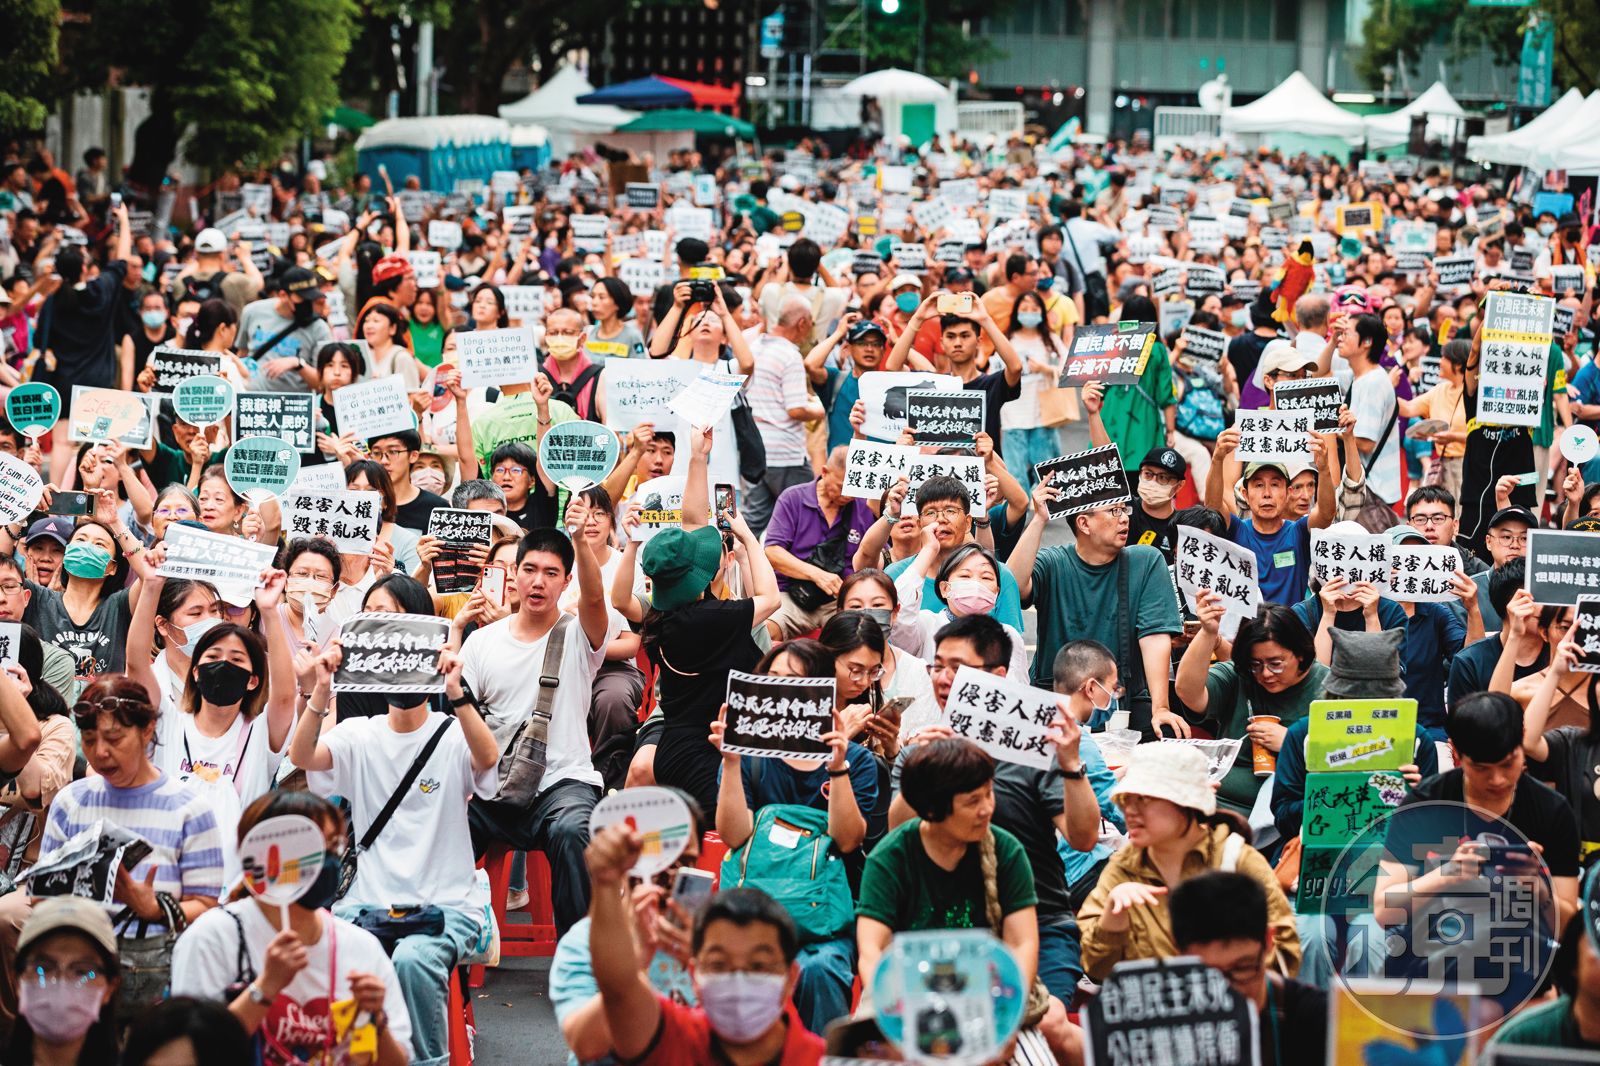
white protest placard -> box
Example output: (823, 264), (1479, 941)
(804, 203), (850, 246)
(1311, 528), (1392, 590)
(403, 250), (441, 289)
(290, 462), (348, 496)
(427, 220), (462, 251)
(941, 178), (978, 208)
(159, 524), (277, 589)
(455, 327), (538, 389)
(843, 440), (915, 501)
(667, 368), (747, 430)
(601, 359), (702, 432)
(903, 454), (985, 517)
(617, 258), (666, 297)
(501, 285), (545, 322)
(0, 452), (43, 526)
(282, 489), (383, 555)
(571, 213), (609, 252)
(502, 205), (536, 237)
(857, 372), (963, 441)
(1387, 544), (1464, 603)
(911, 197), (953, 235)
(987, 189), (1027, 220)
(332, 377), (414, 441)
(324, 288), (348, 329)
(630, 475), (689, 543)
(667, 206), (713, 241)
(0, 623), (22, 668)
(587, 787), (694, 878)
(1233, 410), (1313, 465)
(1478, 290), (1553, 428)
(944, 666), (1061, 771)
(1175, 525), (1262, 641)
(880, 166), (913, 193)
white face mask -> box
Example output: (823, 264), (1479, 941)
(696, 972), (788, 1043)
(169, 616), (220, 659)
(1138, 476), (1180, 508)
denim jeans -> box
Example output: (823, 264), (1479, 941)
(1002, 426), (1066, 488)
(334, 903), (481, 1066)
(1295, 911), (1385, 989)
(794, 937), (855, 1034)
(1037, 919), (1084, 1002)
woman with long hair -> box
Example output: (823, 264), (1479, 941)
(1000, 288), (1070, 487)
(23, 510), (144, 678)
(359, 302), (420, 390)
(345, 458), (419, 575)
(408, 287), (447, 368)
(466, 284), (510, 331)
(181, 298), (250, 387)
(837, 569), (939, 738)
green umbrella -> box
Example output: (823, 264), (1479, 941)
(619, 108), (756, 140)
(322, 106), (376, 130)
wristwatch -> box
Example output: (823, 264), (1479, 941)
(827, 761), (851, 778)
(247, 982), (275, 1007)
(1060, 763), (1087, 780)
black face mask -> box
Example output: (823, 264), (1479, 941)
(384, 692), (426, 710)
(299, 853), (342, 911)
(194, 660), (253, 706)
(291, 297), (317, 326)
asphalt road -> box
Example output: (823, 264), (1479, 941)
(468, 418), (1093, 1062)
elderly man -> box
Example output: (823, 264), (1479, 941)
(762, 445), (879, 639)
(745, 296), (827, 536)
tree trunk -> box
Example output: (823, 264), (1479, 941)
(126, 87), (182, 194)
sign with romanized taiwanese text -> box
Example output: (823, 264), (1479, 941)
(332, 376), (414, 441)
(1478, 290), (1554, 428)
(1306, 699), (1418, 773)
(944, 666), (1061, 771)
(906, 390), (984, 447)
(456, 327), (539, 389)
(722, 671), (835, 760)
(1387, 544), (1464, 603)
(1311, 529), (1391, 589)
(1057, 322), (1157, 387)
(1526, 528), (1600, 604)
(1270, 378), (1342, 433)
(1034, 444), (1131, 521)
(333, 613), (450, 694)
(68, 387), (157, 448)
(1233, 410), (1313, 465)
(158, 524), (277, 590)
(1175, 524), (1262, 642)
(282, 489), (383, 555)
(0, 452), (44, 525)
(235, 393), (315, 454)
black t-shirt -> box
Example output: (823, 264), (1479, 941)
(1400, 768), (1580, 878)
(1447, 635), (1548, 712)
(129, 323), (175, 379)
(1226, 331), (1274, 394)
(1459, 385), (1535, 556)
(38, 259), (128, 389)
(963, 367), (1022, 450)
(1527, 724), (1600, 857)
(395, 488), (448, 533)
(1262, 977), (1328, 1066)
(505, 491), (556, 534)
(1127, 500), (1176, 564)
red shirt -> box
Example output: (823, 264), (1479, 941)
(629, 996), (824, 1066)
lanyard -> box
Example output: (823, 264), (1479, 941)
(182, 717), (255, 797)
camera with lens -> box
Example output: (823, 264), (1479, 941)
(688, 280), (717, 305)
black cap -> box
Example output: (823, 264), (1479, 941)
(1559, 212), (1582, 229)
(280, 266), (319, 296)
(1488, 505), (1537, 531)
(1139, 447), (1187, 479)
(846, 319), (887, 343)
(945, 267), (974, 282)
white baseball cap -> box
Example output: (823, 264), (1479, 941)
(194, 228), (227, 254)
(889, 273), (922, 292)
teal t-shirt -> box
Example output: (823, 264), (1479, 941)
(885, 555), (1025, 633)
(1200, 659), (1330, 815)
(1027, 543), (1181, 688)
(1490, 996), (1598, 1049)
(857, 820), (1035, 932)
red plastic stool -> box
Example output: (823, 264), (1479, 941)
(449, 970), (474, 1064)
(470, 845), (558, 989)
(695, 831), (730, 887)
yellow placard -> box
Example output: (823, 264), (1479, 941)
(1337, 201), (1383, 235)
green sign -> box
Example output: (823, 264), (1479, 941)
(1306, 699), (1417, 773)
(5, 383), (59, 439)
(173, 375), (236, 428)
(1518, 14), (1553, 108)
(539, 420), (620, 492)
(225, 435), (301, 501)
(1471, 0), (1533, 7)
(1302, 770), (1408, 847)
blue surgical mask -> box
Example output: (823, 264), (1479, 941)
(170, 617), (220, 659)
(1539, 222), (1557, 238)
(140, 309), (167, 330)
(62, 542), (112, 580)
(1231, 309), (1249, 328)
(1017, 311), (1044, 329)
(895, 291), (921, 314)
(1037, 275), (1055, 292)
(1086, 679), (1119, 731)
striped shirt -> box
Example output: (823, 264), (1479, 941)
(747, 334), (812, 466)
(45, 771), (224, 929)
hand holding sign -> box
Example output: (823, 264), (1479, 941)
(587, 787), (693, 879)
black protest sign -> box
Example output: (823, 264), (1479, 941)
(1557, 304), (1577, 340)
(1260, 226), (1290, 251)
(1435, 255), (1476, 286)
(624, 183), (661, 210)
(148, 348), (224, 393)
(1082, 957), (1259, 1066)
(1552, 265), (1587, 299)
(1526, 529), (1600, 605)
(1147, 206), (1181, 231)
(426, 508), (495, 594)
(1181, 327), (1226, 364)
(852, 251), (884, 276)
(1271, 378), (1342, 432)
(1184, 265), (1226, 298)
(1420, 354), (1442, 392)
(1035, 444), (1131, 520)
(722, 671), (835, 759)
(1511, 247), (1536, 276)
(906, 390), (984, 448)
(1151, 267), (1181, 297)
(333, 613), (451, 694)
(1228, 279), (1262, 303)
(235, 393), (316, 454)
(1268, 200), (1295, 222)
(1572, 596), (1600, 674)
(1395, 250), (1433, 275)
(23, 821), (153, 907)
(1058, 322), (1157, 386)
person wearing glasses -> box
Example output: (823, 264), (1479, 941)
(1007, 476), (1183, 739)
(487, 442), (543, 533)
(1464, 504), (1536, 633)
(1175, 599), (1329, 818)
(365, 428), (447, 533)
(4, 897), (122, 1066)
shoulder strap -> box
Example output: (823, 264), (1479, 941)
(1063, 225), (1088, 275)
(251, 319), (301, 361)
(1220, 832), (1245, 873)
(224, 906), (257, 986)
(1115, 553), (1143, 696)
(357, 717), (453, 851)
(531, 615), (573, 729)
(1344, 377), (1399, 477)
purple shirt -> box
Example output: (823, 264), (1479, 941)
(764, 480), (878, 590)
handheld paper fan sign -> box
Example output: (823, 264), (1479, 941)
(5, 383), (59, 439)
(540, 420), (621, 495)
(225, 435), (302, 508)
(871, 929), (1026, 1066)
(1563, 425), (1599, 466)
(172, 374), (236, 429)
(238, 814), (327, 930)
(587, 786), (692, 878)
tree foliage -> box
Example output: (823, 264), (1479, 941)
(1357, 0), (1600, 96)
(863, 0), (1003, 80)
(63, 0), (357, 187)
(0, 0), (60, 136)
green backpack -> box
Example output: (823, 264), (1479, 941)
(719, 803), (854, 944)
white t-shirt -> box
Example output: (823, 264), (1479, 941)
(172, 901), (412, 1065)
(557, 549), (647, 615)
(305, 712), (496, 910)
(153, 708), (286, 883)
(1000, 334), (1051, 431)
(459, 609), (621, 796)
(1350, 366), (1401, 504)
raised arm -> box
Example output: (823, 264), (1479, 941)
(254, 575), (298, 753)
(0, 665), (40, 774)
(1006, 479), (1054, 601)
(587, 826), (662, 1063)
(681, 425), (712, 532)
(1204, 427), (1240, 529)
(710, 707), (753, 848)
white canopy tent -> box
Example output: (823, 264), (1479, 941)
(499, 66), (639, 156)
(1526, 91), (1600, 170)
(1221, 71), (1367, 143)
(1363, 82), (1467, 149)
(1466, 87), (1585, 167)
(833, 68), (957, 147)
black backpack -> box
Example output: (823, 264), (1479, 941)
(549, 364), (603, 411)
(180, 271), (233, 305)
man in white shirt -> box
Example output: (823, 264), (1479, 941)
(756, 237), (849, 350)
(744, 296), (827, 536)
(1344, 312), (1402, 505)
(461, 516), (623, 937)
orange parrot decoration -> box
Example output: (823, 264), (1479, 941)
(1268, 239), (1316, 324)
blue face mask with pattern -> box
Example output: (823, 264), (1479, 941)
(1085, 679), (1119, 731)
